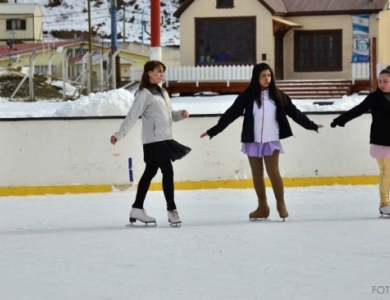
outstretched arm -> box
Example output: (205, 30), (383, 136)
(201, 93), (246, 139)
(171, 109), (189, 121)
(111, 91), (149, 143)
(283, 93), (320, 131)
(331, 95), (372, 127)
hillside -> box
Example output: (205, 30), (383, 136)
(18, 0), (181, 46)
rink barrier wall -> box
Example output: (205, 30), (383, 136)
(0, 113), (378, 196)
(0, 176), (379, 197)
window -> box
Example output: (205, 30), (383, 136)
(6, 19), (26, 30)
(217, 0), (234, 9)
(294, 30), (342, 72)
(196, 17), (255, 65)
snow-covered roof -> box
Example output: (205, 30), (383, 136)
(0, 3), (42, 15)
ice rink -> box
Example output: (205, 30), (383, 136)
(1, 185), (389, 300)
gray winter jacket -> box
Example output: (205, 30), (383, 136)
(114, 87), (184, 144)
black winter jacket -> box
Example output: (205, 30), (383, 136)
(207, 88), (319, 142)
(332, 88), (390, 146)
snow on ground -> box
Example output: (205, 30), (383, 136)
(0, 185), (388, 300)
(49, 81), (78, 96)
(18, 0), (181, 46)
(0, 89), (366, 118)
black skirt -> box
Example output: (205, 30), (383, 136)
(143, 139), (191, 163)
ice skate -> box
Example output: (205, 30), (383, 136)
(249, 202), (270, 221)
(249, 197), (269, 221)
(129, 208), (156, 225)
(276, 201), (289, 221)
(168, 209), (182, 227)
(379, 205), (390, 217)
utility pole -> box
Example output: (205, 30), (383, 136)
(110, 0), (121, 88)
(150, 0), (161, 61)
(87, 0), (93, 93)
(123, 7), (126, 44)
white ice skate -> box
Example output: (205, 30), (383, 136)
(129, 208), (156, 225)
(379, 205), (390, 217)
(168, 210), (182, 226)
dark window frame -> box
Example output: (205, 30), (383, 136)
(6, 19), (27, 31)
(195, 17), (256, 66)
(216, 0), (234, 9)
(294, 30), (342, 72)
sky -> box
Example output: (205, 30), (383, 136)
(17, 0), (181, 46)
(0, 185), (389, 300)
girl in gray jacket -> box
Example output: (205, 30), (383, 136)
(110, 60), (191, 225)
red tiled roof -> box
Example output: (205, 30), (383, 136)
(0, 41), (76, 60)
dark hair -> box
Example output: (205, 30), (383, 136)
(379, 68), (390, 76)
(136, 60), (166, 94)
(247, 63), (284, 107)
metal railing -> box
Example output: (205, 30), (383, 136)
(131, 65), (254, 86)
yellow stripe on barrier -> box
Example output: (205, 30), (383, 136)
(0, 176), (378, 197)
(150, 175), (379, 190)
(0, 185), (112, 196)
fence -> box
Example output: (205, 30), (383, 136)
(132, 63), (389, 85)
(351, 63), (370, 84)
(351, 62), (390, 84)
(0, 114), (379, 196)
(131, 65), (254, 86)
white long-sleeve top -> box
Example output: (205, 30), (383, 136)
(253, 89), (279, 143)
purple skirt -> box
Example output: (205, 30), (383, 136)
(370, 144), (390, 158)
(241, 141), (284, 157)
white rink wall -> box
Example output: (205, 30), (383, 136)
(0, 113), (377, 188)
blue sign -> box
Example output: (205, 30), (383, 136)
(352, 14), (370, 62)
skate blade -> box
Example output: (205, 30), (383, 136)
(168, 220), (182, 227)
(249, 217), (268, 221)
(126, 222), (157, 227)
(379, 213), (390, 218)
(128, 218), (157, 226)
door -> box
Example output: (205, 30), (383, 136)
(274, 31), (284, 80)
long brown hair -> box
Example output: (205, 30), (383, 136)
(379, 68), (390, 76)
(136, 60), (166, 94)
(248, 63), (284, 107)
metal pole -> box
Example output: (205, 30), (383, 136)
(110, 0), (121, 89)
(88, 0), (93, 93)
(150, 0), (161, 61)
(123, 7), (126, 44)
(29, 51), (37, 101)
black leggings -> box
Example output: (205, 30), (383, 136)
(132, 160), (176, 211)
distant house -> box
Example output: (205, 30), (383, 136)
(0, 41), (149, 90)
(174, 0), (390, 81)
(0, 3), (43, 45)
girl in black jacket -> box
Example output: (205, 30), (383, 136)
(331, 68), (390, 216)
(201, 63), (323, 221)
